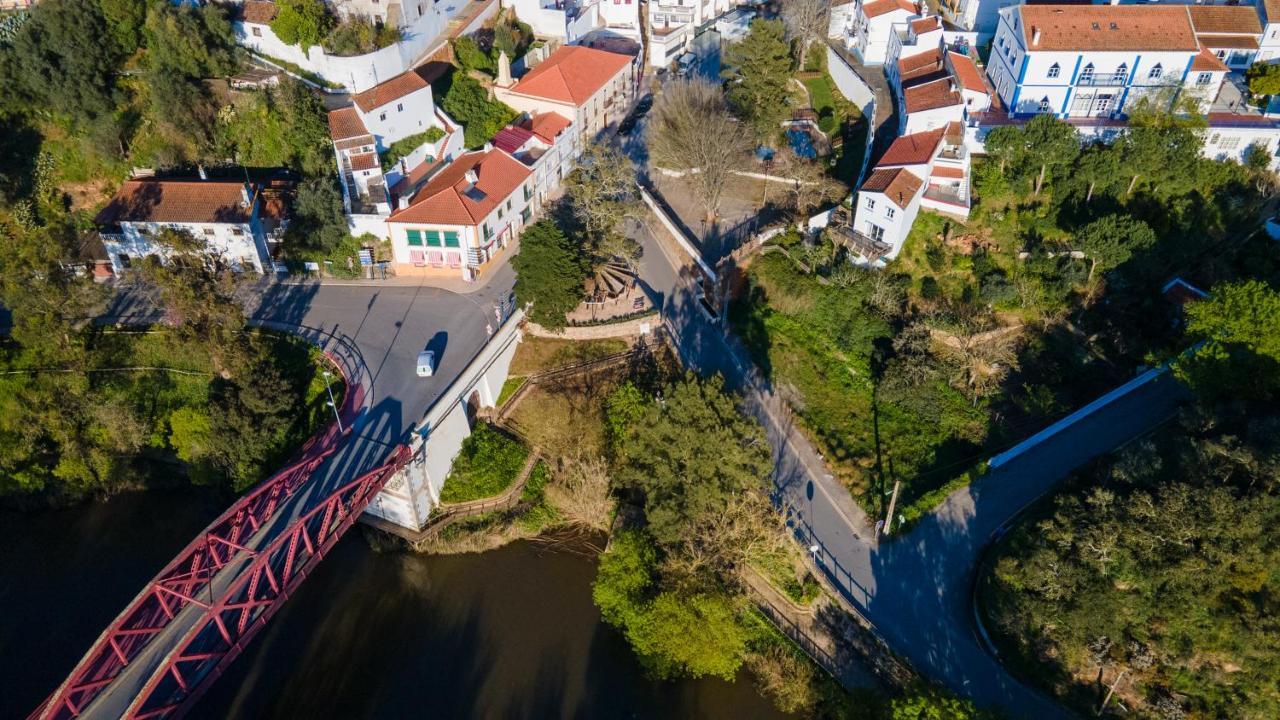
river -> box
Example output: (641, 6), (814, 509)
(1, 491), (789, 719)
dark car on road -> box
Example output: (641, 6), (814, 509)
(617, 93), (655, 135)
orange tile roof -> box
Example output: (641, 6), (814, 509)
(1265, 0), (1280, 25)
(328, 107), (369, 141)
(1187, 6), (1261, 35)
(948, 52), (986, 93)
(1019, 6), (1199, 52)
(1197, 34), (1260, 49)
(877, 127), (945, 167)
(522, 112), (573, 144)
(96, 180), (252, 226)
(1190, 48), (1230, 72)
(861, 167), (924, 209)
(389, 150), (532, 227)
(931, 166), (965, 179)
(910, 16), (941, 34)
(904, 78), (961, 113)
(863, 0), (917, 20)
(238, 0), (278, 24)
(899, 48), (945, 83)
(352, 70), (430, 113)
(350, 152), (379, 171)
(507, 45), (634, 106)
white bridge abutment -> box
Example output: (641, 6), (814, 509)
(365, 310), (525, 531)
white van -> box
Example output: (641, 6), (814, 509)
(416, 350), (435, 377)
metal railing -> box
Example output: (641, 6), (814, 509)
(1075, 72), (1128, 87)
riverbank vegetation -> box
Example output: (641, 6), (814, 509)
(980, 281), (1280, 719)
(731, 110), (1278, 522)
(438, 423), (528, 503)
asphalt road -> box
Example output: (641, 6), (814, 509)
(629, 209), (1187, 718)
(71, 268), (515, 718)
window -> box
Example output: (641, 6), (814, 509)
(397, 103), (404, 112)
(443, 231), (460, 248)
(885, 206), (895, 220)
(1047, 63), (1060, 79)
(865, 197), (876, 210)
(407, 230), (424, 246)
(1220, 137), (1241, 151)
(252, 27), (262, 37)
(483, 224), (492, 240)
(1209, 133), (1221, 145)
(1216, 50), (1227, 60)
(868, 224), (885, 242)
(506, 199), (512, 211)
(521, 207), (532, 222)
(425, 230), (443, 247)
(1116, 63), (1127, 79)
(1079, 64), (1095, 83)
(523, 184), (531, 201)
(498, 207), (504, 220)
(203, 228), (216, 236)
(1148, 64), (1163, 81)
(380, 113), (387, 121)
(231, 228), (244, 237)
(1197, 72), (1213, 85)
(118, 253), (131, 269)
(1038, 97), (1050, 113)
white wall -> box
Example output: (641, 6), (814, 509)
(104, 220), (268, 273)
(363, 85), (440, 148)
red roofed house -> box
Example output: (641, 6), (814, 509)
(491, 112), (578, 206)
(834, 0), (922, 65)
(894, 46), (990, 133)
(848, 121), (970, 265)
(95, 178), (272, 274)
(494, 45), (638, 142)
(385, 150), (536, 279)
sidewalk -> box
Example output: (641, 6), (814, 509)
(268, 236), (521, 295)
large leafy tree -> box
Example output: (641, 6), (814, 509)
(8, 0), (123, 124)
(1021, 114), (1080, 195)
(511, 220), (588, 329)
(1246, 61), (1280, 96)
(144, 2), (237, 79)
(286, 177), (350, 253)
(613, 373), (772, 547)
(440, 73), (518, 148)
(271, 0), (333, 48)
(1175, 280), (1280, 401)
(724, 19), (793, 139)
(564, 142), (639, 263)
(1075, 214), (1157, 282)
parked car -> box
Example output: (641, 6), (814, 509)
(618, 93), (656, 135)
(416, 350), (435, 377)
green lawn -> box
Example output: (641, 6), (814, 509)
(439, 423), (529, 503)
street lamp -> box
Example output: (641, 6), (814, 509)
(322, 369), (344, 433)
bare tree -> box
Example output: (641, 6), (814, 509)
(545, 453), (613, 530)
(774, 149), (844, 218)
(779, 0), (830, 68)
(647, 78), (752, 220)
(924, 313), (1023, 404)
(565, 142), (640, 250)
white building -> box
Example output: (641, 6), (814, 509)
(842, 0), (922, 66)
(985, 5), (1229, 120)
(935, 0), (1017, 40)
(504, 0), (640, 44)
(95, 179), (273, 274)
(646, 0), (733, 67)
(1259, 0), (1280, 62)
(494, 44), (638, 139)
(386, 149), (536, 279)
(491, 112), (580, 204)
(844, 123), (970, 265)
(894, 46), (990, 133)
(1187, 5), (1263, 71)
(887, 14), (978, 68)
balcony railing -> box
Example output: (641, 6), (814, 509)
(828, 224), (892, 259)
(923, 184), (968, 208)
(937, 144), (966, 161)
(1075, 72), (1129, 87)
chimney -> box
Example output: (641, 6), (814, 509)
(1032, 26), (1041, 46)
(464, 169), (479, 188)
(496, 51), (514, 89)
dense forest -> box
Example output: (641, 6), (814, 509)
(982, 282), (1280, 719)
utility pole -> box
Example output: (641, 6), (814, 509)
(322, 369), (344, 433)
(882, 479), (901, 538)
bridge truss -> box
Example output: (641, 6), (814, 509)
(34, 434), (413, 720)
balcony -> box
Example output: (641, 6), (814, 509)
(923, 183), (969, 209)
(828, 223), (892, 259)
(937, 144), (966, 161)
(1075, 72), (1129, 87)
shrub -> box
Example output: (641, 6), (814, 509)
(440, 423), (528, 503)
(270, 0), (332, 48)
(322, 16), (400, 56)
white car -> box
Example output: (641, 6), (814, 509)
(416, 350), (435, 378)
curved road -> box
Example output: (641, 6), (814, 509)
(63, 268), (514, 718)
(631, 214), (1186, 718)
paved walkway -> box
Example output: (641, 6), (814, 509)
(631, 206), (1188, 718)
(828, 42), (899, 168)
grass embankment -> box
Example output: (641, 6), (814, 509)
(438, 423), (528, 504)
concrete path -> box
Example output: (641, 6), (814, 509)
(631, 210), (1188, 718)
(828, 43), (899, 167)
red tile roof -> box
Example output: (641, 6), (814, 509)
(350, 152), (379, 171)
(96, 180), (253, 226)
(238, 0), (278, 24)
(899, 48), (945, 84)
(328, 107), (369, 141)
(931, 166), (965, 179)
(863, 0), (917, 20)
(491, 125), (535, 154)
(877, 127), (946, 167)
(1187, 6), (1261, 35)
(1197, 33), (1260, 49)
(352, 70), (430, 113)
(910, 16), (941, 34)
(948, 52), (986, 93)
(1019, 5), (1199, 52)
(1265, 0), (1280, 26)
(507, 46), (634, 106)
(861, 167), (924, 209)
(389, 150), (532, 227)
(904, 78), (961, 113)
(1191, 48), (1230, 72)
(522, 112), (573, 143)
